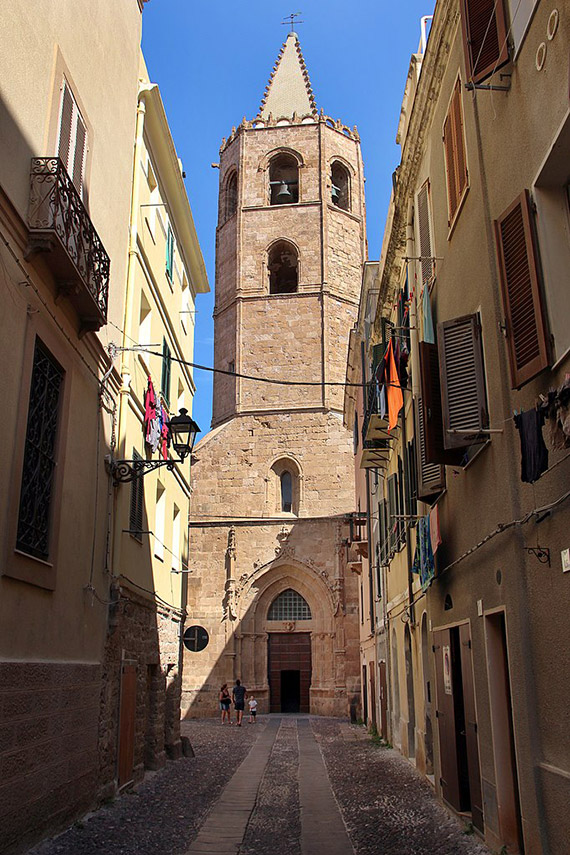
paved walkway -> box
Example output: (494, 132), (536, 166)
(30, 716), (490, 855)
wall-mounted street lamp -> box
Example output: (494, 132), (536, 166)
(108, 408), (200, 485)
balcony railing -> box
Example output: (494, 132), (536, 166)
(27, 157), (110, 332)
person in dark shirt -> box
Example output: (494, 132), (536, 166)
(232, 679), (246, 726)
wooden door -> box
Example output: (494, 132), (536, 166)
(433, 629), (461, 810)
(459, 624), (484, 833)
(379, 661), (388, 739)
(118, 662), (137, 788)
(369, 662), (377, 729)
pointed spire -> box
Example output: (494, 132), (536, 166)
(257, 32), (317, 121)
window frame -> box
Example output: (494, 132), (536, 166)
(443, 78), (469, 230)
(460, 0), (509, 84)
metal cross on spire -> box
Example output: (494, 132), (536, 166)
(282, 12), (304, 32)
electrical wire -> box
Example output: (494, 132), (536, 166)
(121, 527), (189, 573)
(118, 574), (186, 616)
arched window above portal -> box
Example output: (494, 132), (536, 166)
(331, 160), (350, 211)
(269, 153), (299, 205)
(268, 240), (298, 294)
(268, 589), (312, 621)
(224, 171), (238, 221)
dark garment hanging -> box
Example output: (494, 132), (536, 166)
(514, 407), (549, 483)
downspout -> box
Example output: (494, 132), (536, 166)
(404, 199), (417, 627)
(110, 91), (147, 580)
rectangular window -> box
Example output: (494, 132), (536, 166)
(57, 81), (87, 196)
(161, 338), (171, 406)
(438, 314), (489, 450)
(460, 0), (509, 83)
(16, 340), (64, 559)
(443, 80), (468, 227)
(129, 449), (144, 542)
(495, 190), (549, 388)
(166, 225), (174, 281)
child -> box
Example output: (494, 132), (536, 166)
(248, 694), (257, 723)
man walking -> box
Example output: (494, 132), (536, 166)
(232, 679), (246, 726)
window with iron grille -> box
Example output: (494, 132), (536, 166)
(16, 340), (64, 559)
(129, 449), (144, 542)
(161, 338), (171, 406)
(268, 588), (311, 621)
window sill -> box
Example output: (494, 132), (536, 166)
(3, 549), (56, 590)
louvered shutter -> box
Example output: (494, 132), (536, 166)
(387, 474), (398, 555)
(72, 114), (87, 194)
(438, 314), (488, 450)
(495, 190), (549, 388)
(416, 395), (446, 498)
(161, 338), (171, 406)
(443, 82), (468, 225)
(460, 0), (509, 84)
(58, 85), (74, 169)
(417, 181), (433, 289)
(129, 449), (144, 541)
(420, 342), (466, 463)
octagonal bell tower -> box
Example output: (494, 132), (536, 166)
(183, 31), (366, 719)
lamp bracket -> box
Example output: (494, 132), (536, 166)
(107, 456), (182, 485)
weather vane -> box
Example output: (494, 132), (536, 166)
(282, 12), (304, 32)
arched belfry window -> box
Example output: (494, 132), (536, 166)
(268, 240), (298, 294)
(225, 171), (237, 220)
(269, 153), (299, 205)
(280, 471), (292, 512)
(331, 161), (350, 211)
(268, 589), (312, 621)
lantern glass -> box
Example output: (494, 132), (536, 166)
(169, 408), (199, 460)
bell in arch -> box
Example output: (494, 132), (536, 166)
(277, 181), (292, 203)
(331, 183), (341, 204)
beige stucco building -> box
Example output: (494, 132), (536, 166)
(182, 32), (363, 719)
(346, 2), (570, 854)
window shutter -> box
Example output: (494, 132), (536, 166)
(460, 0), (509, 84)
(495, 190), (549, 388)
(415, 395), (446, 498)
(166, 226), (174, 279)
(72, 114), (87, 194)
(420, 341), (466, 463)
(161, 338), (171, 406)
(387, 474), (398, 556)
(438, 314), (488, 450)
(58, 85), (74, 169)
(417, 181), (433, 289)
(129, 449), (144, 541)
(443, 82), (468, 225)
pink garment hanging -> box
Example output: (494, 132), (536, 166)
(429, 506), (441, 555)
(160, 405), (169, 460)
(144, 377), (157, 443)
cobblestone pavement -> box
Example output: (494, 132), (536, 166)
(29, 716), (490, 855)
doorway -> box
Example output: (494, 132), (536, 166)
(268, 633), (311, 713)
(485, 612), (523, 852)
(433, 624), (483, 832)
(404, 624), (416, 758)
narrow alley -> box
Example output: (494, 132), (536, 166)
(30, 717), (489, 855)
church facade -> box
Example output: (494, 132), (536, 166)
(181, 32), (365, 718)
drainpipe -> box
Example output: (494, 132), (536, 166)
(110, 91), (147, 580)
(404, 199), (416, 627)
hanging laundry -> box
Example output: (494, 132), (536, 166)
(144, 377), (161, 453)
(422, 284), (435, 344)
(160, 405), (170, 460)
(412, 514), (435, 591)
(385, 339), (403, 431)
(514, 407), (548, 483)
(429, 505), (441, 555)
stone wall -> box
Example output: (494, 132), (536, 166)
(0, 661), (100, 854)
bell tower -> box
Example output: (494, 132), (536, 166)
(212, 30), (366, 426)
(183, 32), (365, 719)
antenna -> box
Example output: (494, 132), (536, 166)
(281, 12), (304, 33)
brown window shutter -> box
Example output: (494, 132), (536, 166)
(419, 341), (465, 465)
(460, 0), (509, 84)
(495, 190), (549, 388)
(438, 314), (489, 450)
(452, 83), (468, 199)
(58, 84), (74, 169)
(415, 395), (446, 498)
(443, 113), (458, 223)
(417, 181), (433, 289)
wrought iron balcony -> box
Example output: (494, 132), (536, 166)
(26, 157), (110, 332)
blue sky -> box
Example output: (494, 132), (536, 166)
(142, 0), (434, 437)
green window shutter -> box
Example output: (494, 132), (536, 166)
(129, 449), (144, 542)
(161, 338), (171, 406)
(166, 226), (174, 280)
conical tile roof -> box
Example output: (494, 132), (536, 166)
(258, 32), (317, 120)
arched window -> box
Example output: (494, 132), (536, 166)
(331, 161), (350, 211)
(280, 471), (292, 512)
(269, 153), (299, 205)
(225, 172), (237, 220)
(268, 240), (298, 294)
(268, 589), (311, 621)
